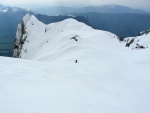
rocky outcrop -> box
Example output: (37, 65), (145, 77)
(125, 38), (134, 47)
(13, 14), (31, 58)
(139, 29), (150, 36)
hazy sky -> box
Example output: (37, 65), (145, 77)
(0, 0), (150, 11)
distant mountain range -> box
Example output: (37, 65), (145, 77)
(34, 5), (150, 37)
(0, 4), (148, 40)
(36, 14), (90, 26)
(34, 4), (146, 16)
(0, 6), (33, 38)
(72, 12), (150, 37)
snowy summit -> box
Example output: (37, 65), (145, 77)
(1, 14), (150, 113)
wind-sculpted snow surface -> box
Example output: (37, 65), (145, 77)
(1, 15), (150, 113)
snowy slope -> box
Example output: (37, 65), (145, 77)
(1, 51), (150, 113)
(1, 15), (150, 113)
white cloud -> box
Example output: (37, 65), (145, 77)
(0, 0), (149, 10)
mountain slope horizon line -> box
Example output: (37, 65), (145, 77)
(34, 4), (147, 16)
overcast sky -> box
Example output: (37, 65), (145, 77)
(0, 0), (150, 11)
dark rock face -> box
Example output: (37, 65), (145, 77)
(125, 39), (134, 47)
(13, 14), (30, 58)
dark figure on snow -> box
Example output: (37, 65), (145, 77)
(70, 35), (80, 41)
(75, 60), (78, 63)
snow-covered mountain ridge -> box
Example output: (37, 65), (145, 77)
(14, 14), (121, 62)
(14, 14), (150, 62)
(1, 14), (150, 113)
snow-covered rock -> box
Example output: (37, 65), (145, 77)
(122, 32), (150, 49)
(140, 29), (150, 35)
